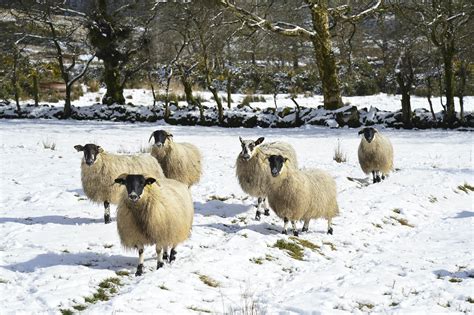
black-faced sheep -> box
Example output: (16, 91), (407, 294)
(357, 127), (394, 183)
(267, 155), (339, 236)
(74, 144), (165, 224)
(114, 173), (194, 276)
(236, 137), (298, 220)
(149, 130), (201, 187)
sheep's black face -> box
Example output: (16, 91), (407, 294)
(115, 174), (156, 202)
(239, 137), (264, 161)
(359, 128), (376, 143)
(150, 130), (172, 148)
(268, 155), (286, 177)
(74, 144), (102, 166)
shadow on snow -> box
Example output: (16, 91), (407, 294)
(0, 215), (102, 225)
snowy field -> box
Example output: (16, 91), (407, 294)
(0, 119), (473, 314)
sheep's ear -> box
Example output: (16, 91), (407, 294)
(145, 177), (156, 186)
(97, 146), (104, 153)
(148, 131), (155, 143)
(358, 129), (365, 135)
(239, 136), (243, 143)
(115, 173), (128, 185)
(255, 137), (265, 146)
(166, 133), (173, 139)
(74, 145), (84, 152)
(284, 157), (289, 163)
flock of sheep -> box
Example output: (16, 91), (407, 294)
(74, 127), (393, 276)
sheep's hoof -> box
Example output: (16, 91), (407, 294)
(254, 212), (261, 221)
(104, 214), (111, 224)
(381, 175), (385, 180)
(302, 227), (308, 232)
(135, 264), (144, 276)
(163, 251), (168, 261)
(157, 261), (164, 270)
(293, 231), (299, 237)
(264, 209), (270, 216)
(327, 227), (333, 235)
(169, 249), (177, 263)
(281, 230), (287, 235)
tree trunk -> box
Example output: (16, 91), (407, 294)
(12, 51), (21, 115)
(148, 72), (156, 107)
(310, 3), (343, 110)
(426, 77), (437, 122)
(32, 70), (39, 106)
(210, 85), (224, 124)
(164, 73), (172, 121)
(396, 74), (412, 129)
(226, 72), (232, 109)
(443, 49), (456, 127)
(181, 75), (204, 123)
(63, 85), (72, 119)
(102, 60), (125, 105)
(457, 60), (466, 123)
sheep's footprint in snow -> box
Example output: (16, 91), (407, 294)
(347, 177), (371, 187)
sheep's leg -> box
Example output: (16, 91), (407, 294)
(291, 221), (299, 237)
(162, 246), (169, 261)
(381, 173), (386, 180)
(282, 217), (289, 235)
(376, 171), (381, 183)
(169, 247), (177, 262)
(302, 220), (310, 232)
(104, 201), (111, 224)
(156, 245), (164, 270)
(371, 171), (377, 184)
(263, 198), (270, 216)
(136, 246), (145, 276)
(327, 218), (334, 235)
(255, 197), (263, 221)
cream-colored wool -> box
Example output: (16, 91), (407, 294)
(358, 130), (394, 176)
(151, 141), (201, 187)
(116, 178), (194, 250)
(267, 162), (339, 227)
(235, 142), (298, 198)
(80, 152), (164, 205)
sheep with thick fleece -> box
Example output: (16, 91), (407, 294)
(114, 173), (194, 276)
(149, 130), (201, 187)
(74, 143), (165, 224)
(236, 137), (298, 220)
(357, 127), (394, 183)
(266, 155), (339, 236)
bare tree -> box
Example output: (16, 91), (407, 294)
(218, 0), (383, 110)
(14, 1), (95, 118)
(395, 48), (414, 128)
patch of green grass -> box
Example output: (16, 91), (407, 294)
(323, 241), (337, 251)
(389, 302), (399, 307)
(428, 195), (438, 203)
(159, 284), (169, 290)
(199, 274), (220, 288)
(60, 309), (74, 315)
(448, 278), (462, 283)
(98, 277), (121, 289)
(250, 257), (263, 265)
(389, 216), (414, 228)
(357, 302), (374, 310)
(187, 306), (211, 313)
(84, 288), (109, 303)
(467, 297), (474, 303)
(290, 236), (320, 250)
(373, 223), (383, 229)
(458, 183), (474, 193)
(392, 208), (401, 214)
(72, 304), (87, 311)
(274, 239), (304, 260)
(115, 270), (130, 276)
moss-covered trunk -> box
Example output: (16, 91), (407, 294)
(102, 59), (125, 105)
(310, 3), (343, 110)
(181, 76), (204, 123)
(63, 85), (72, 119)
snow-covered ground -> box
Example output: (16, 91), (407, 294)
(22, 88), (474, 113)
(0, 120), (473, 314)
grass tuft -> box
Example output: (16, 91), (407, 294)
(115, 270), (130, 276)
(274, 239), (304, 260)
(72, 304), (87, 311)
(357, 302), (374, 310)
(448, 278), (462, 283)
(60, 309), (74, 315)
(467, 297), (474, 303)
(199, 274), (220, 288)
(389, 216), (414, 228)
(458, 183), (474, 194)
(42, 138), (56, 150)
(187, 306), (211, 313)
(333, 139), (347, 163)
(159, 284), (169, 290)
(428, 195), (438, 203)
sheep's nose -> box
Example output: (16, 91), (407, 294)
(85, 160), (94, 166)
(243, 154), (250, 160)
(271, 169), (279, 177)
(155, 143), (163, 148)
(129, 193), (140, 202)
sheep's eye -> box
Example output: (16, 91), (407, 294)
(249, 144), (254, 149)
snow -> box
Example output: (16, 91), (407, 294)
(19, 88), (474, 114)
(0, 120), (473, 314)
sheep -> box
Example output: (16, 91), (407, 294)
(149, 130), (202, 187)
(357, 127), (394, 183)
(266, 154), (339, 236)
(114, 173), (194, 276)
(236, 137), (298, 220)
(74, 143), (165, 224)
